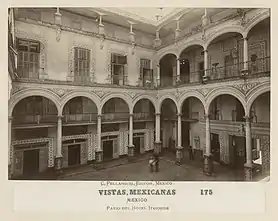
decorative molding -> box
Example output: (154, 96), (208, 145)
(68, 40), (96, 83)
(233, 82), (260, 95)
(15, 28), (48, 78)
(12, 137), (55, 167)
(50, 88), (72, 97)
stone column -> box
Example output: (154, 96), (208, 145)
(8, 116), (12, 178)
(203, 114), (213, 175)
(154, 113), (162, 154)
(55, 115), (63, 172)
(128, 114), (135, 157)
(176, 113), (183, 164)
(157, 65), (160, 87)
(244, 116), (253, 181)
(96, 114), (103, 162)
(176, 58), (180, 83)
(203, 49), (209, 82)
(242, 37), (249, 72)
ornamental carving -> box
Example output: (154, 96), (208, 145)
(93, 89), (108, 98)
(11, 86), (25, 95)
(12, 137), (55, 167)
(233, 82), (260, 95)
(51, 88), (72, 97)
(197, 88), (214, 97)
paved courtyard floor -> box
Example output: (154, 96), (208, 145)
(59, 154), (247, 181)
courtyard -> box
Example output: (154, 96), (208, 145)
(59, 153), (249, 181)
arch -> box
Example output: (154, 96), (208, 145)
(178, 91), (206, 114)
(158, 51), (178, 63)
(205, 26), (244, 49)
(132, 95), (158, 114)
(205, 87), (246, 115)
(60, 91), (101, 115)
(9, 88), (61, 116)
(245, 10), (270, 36)
(246, 84), (270, 116)
(178, 40), (205, 58)
(100, 93), (132, 114)
(158, 94), (178, 114)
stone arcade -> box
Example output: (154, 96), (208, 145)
(8, 8), (270, 181)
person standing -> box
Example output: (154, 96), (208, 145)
(189, 145), (193, 160)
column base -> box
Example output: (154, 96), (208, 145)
(244, 164), (253, 181)
(154, 141), (162, 155)
(54, 156), (63, 175)
(95, 150), (103, 163)
(203, 154), (213, 176)
(128, 145), (135, 157)
(175, 146), (184, 165)
(202, 75), (209, 83)
(240, 68), (249, 76)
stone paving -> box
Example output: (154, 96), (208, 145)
(59, 153), (246, 181)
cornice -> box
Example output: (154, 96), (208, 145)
(15, 18), (155, 51)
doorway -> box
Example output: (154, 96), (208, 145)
(133, 137), (141, 156)
(23, 149), (39, 176)
(230, 135), (246, 169)
(68, 144), (81, 166)
(211, 133), (220, 163)
(180, 59), (190, 83)
(103, 140), (114, 160)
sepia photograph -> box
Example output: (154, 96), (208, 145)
(8, 7), (270, 182)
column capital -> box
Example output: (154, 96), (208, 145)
(155, 113), (161, 116)
(176, 58), (180, 61)
(97, 114), (102, 118)
(57, 115), (63, 119)
(157, 64), (160, 68)
(176, 113), (182, 117)
(129, 113), (134, 117)
(204, 114), (210, 119)
(8, 116), (13, 122)
(242, 36), (249, 41)
(203, 49), (208, 53)
(244, 115), (251, 122)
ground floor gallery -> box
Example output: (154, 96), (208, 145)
(9, 120), (270, 181)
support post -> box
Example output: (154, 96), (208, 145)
(203, 114), (213, 175)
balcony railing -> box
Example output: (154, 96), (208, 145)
(63, 113), (97, 123)
(102, 112), (129, 121)
(133, 112), (154, 120)
(12, 114), (57, 125)
(208, 56), (270, 81)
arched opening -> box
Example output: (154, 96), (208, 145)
(247, 17), (270, 75)
(11, 96), (58, 178)
(12, 96), (58, 127)
(249, 91), (270, 175)
(62, 96), (98, 124)
(101, 98), (129, 161)
(133, 99), (155, 155)
(208, 94), (245, 172)
(62, 96), (98, 167)
(179, 45), (205, 84)
(159, 54), (177, 87)
(181, 97), (205, 162)
(207, 32), (243, 80)
(160, 98), (177, 153)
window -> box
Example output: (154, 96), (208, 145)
(74, 47), (90, 83)
(17, 38), (40, 79)
(140, 59), (153, 86)
(111, 53), (127, 85)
